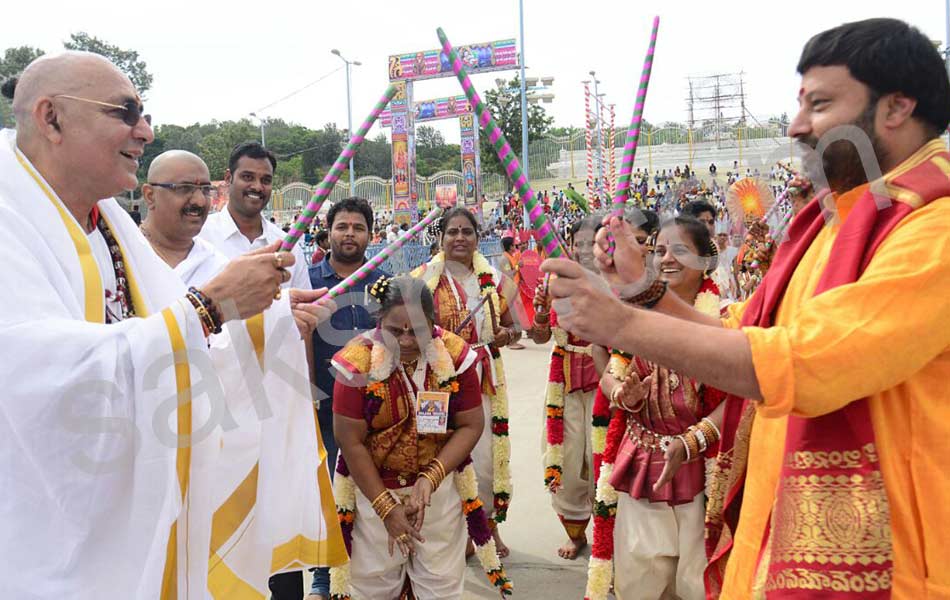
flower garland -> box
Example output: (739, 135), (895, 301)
(329, 330), (511, 599)
(542, 320), (582, 493)
(418, 252), (513, 523)
(542, 343), (567, 492)
(584, 279), (720, 600)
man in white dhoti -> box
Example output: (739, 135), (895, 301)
(140, 149), (348, 598)
(197, 141), (331, 598)
(0, 52), (344, 599)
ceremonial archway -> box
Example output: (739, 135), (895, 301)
(384, 39), (520, 224)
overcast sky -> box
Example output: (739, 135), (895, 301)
(6, 0), (945, 144)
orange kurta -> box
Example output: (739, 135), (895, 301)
(720, 140), (950, 599)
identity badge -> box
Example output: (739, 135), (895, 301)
(416, 391), (449, 434)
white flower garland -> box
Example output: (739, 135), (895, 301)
(417, 252), (513, 522)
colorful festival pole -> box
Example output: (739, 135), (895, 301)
(584, 82), (594, 202)
(321, 207), (442, 302)
(612, 16), (659, 219)
(437, 27), (567, 259)
(280, 84), (399, 251)
(608, 103), (616, 197)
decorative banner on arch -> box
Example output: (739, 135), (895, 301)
(390, 81), (416, 222)
(388, 39), (518, 82)
(459, 113), (480, 208)
(380, 94), (472, 127)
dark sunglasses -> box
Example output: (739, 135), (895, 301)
(54, 94), (151, 126)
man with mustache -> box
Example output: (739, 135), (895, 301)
(139, 156), (346, 598)
(140, 150), (228, 287)
(543, 18), (950, 598)
(200, 141), (311, 291)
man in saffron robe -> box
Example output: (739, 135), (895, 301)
(542, 18), (950, 599)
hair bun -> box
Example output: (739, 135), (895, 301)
(368, 276), (393, 304)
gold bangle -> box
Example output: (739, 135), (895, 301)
(701, 417), (721, 443)
(370, 490), (392, 510)
(430, 458), (447, 481)
(420, 471), (441, 491)
(378, 500), (397, 522)
(683, 430), (701, 460)
(373, 495), (396, 513)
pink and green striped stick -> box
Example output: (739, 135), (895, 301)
(437, 27), (566, 259)
(607, 16), (659, 255)
(318, 207), (443, 304)
(612, 16), (659, 215)
(280, 83), (399, 251)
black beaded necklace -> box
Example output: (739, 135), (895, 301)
(94, 211), (135, 322)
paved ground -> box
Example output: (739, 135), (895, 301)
(462, 341), (592, 599)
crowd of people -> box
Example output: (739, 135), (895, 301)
(2, 16), (950, 600)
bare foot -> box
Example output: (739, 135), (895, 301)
(466, 537), (476, 559)
(557, 535), (588, 560)
(492, 528), (510, 558)
(508, 342), (526, 350)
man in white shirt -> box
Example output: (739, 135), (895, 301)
(199, 141), (310, 290)
(140, 149), (229, 288)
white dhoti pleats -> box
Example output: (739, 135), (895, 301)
(349, 473), (466, 600)
(613, 491), (706, 600)
(549, 389), (595, 525)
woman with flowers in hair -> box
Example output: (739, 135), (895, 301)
(329, 276), (510, 599)
(528, 213), (605, 560)
(584, 215), (726, 600)
(410, 207), (520, 557)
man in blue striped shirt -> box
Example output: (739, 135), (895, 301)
(306, 196), (388, 600)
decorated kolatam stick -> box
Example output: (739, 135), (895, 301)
(280, 84), (399, 251)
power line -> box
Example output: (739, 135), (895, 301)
(275, 143), (324, 159)
(253, 66), (344, 115)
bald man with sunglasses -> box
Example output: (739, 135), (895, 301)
(0, 52), (345, 598)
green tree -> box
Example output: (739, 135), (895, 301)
(478, 76), (553, 183)
(353, 133), (393, 180)
(416, 125), (445, 149)
(0, 45), (45, 127)
(63, 32), (153, 94)
(0, 46), (45, 79)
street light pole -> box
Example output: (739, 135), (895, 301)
(945, 0), (950, 77)
(332, 49), (361, 191)
(519, 0), (529, 183)
(249, 112), (265, 147)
